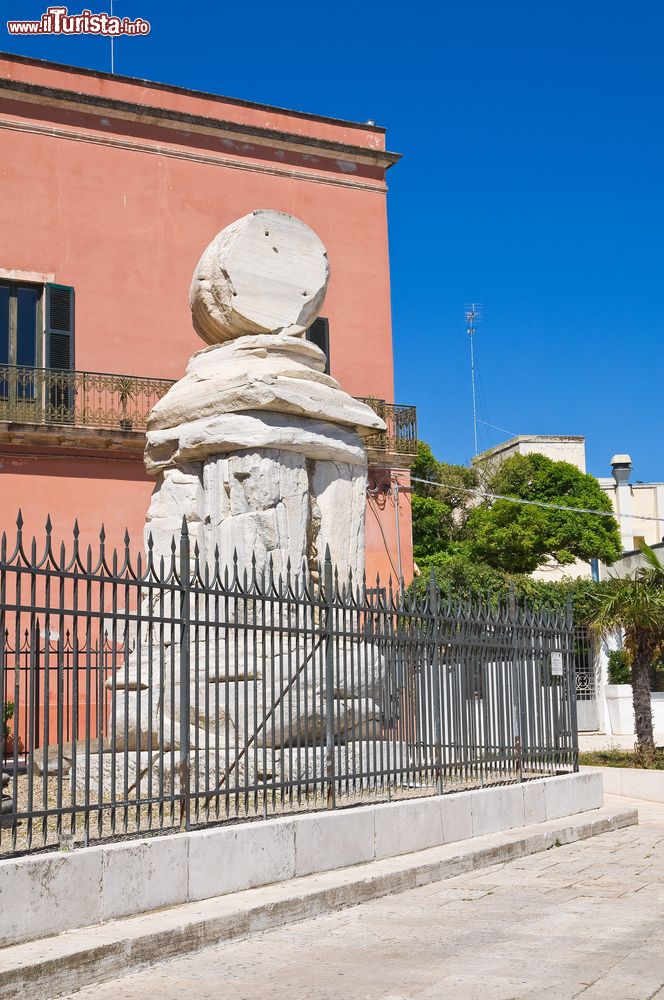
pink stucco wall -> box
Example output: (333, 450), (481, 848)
(0, 54), (411, 584)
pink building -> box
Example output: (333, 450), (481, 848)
(0, 53), (415, 585)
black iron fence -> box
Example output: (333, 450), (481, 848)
(2, 631), (120, 758)
(0, 516), (578, 857)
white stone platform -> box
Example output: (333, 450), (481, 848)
(0, 772), (602, 951)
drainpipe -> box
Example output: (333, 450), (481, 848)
(393, 479), (403, 590)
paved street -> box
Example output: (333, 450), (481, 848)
(63, 795), (664, 1000)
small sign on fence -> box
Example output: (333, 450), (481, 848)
(550, 650), (564, 677)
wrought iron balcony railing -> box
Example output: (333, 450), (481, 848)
(0, 365), (174, 434)
(0, 365), (417, 456)
(356, 398), (418, 456)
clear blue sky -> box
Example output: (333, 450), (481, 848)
(3, 1), (663, 480)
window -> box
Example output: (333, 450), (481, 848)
(306, 317), (330, 374)
(44, 284), (75, 420)
(45, 284), (75, 371)
(0, 282), (74, 371)
(0, 281), (74, 409)
(0, 281), (41, 400)
(0, 281), (41, 364)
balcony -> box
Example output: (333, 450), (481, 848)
(0, 365), (417, 460)
(356, 397), (418, 459)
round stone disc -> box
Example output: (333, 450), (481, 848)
(190, 209), (330, 345)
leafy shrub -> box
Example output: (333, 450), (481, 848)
(3, 701), (14, 740)
(652, 659), (664, 693)
(605, 649), (664, 690)
(579, 748), (664, 770)
(411, 552), (606, 622)
(607, 649), (631, 685)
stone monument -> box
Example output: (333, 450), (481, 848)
(110, 209), (388, 769)
(144, 208), (384, 582)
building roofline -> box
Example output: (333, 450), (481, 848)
(0, 51), (387, 135)
(598, 478), (664, 488)
(618, 541), (664, 557)
(473, 434), (586, 463)
(0, 73), (400, 171)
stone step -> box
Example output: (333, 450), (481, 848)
(0, 801), (637, 1000)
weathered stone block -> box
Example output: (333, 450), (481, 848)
(470, 784), (525, 837)
(100, 834), (188, 921)
(294, 808), (374, 877)
(373, 797), (445, 860)
(523, 778), (547, 825)
(544, 772), (602, 821)
(188, 816), (295, 901)
(0, 848), (102, 947)
(189, 209), (330, 345)
(440, 790), (473, 844)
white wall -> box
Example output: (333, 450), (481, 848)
(598, 480), (664, 552)
(599, 541), (664, 581)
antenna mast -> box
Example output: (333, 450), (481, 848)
(465, 303), (481, 456)
(110, 0), (115, 73)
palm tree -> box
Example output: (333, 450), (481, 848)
(586, 542), (664, 756)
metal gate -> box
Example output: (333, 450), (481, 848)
(574, 627), (599, 731)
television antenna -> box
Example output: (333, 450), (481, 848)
(110, 0), (115, 73)
(465, 303), (482, 456)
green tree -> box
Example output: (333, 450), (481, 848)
(586, 543), (664, 755)
(411, 495), (455, 561)
(410, 550), (606, 621)
(466, 453), (622, 573)
(411, 442), (478, 563)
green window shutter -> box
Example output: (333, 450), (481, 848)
(306, 317), (330, 374)
(45, 284), (75, 370)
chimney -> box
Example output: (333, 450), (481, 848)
(610, 454), (632, 485)
(610, 454), (633, 550)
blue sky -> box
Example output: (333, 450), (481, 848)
(3, 1), (663, 481)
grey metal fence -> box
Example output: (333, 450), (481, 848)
(0, 515), (578, 857)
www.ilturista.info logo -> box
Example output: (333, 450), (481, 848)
(7, 6), (150, 35)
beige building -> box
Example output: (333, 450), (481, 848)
(473, 437), (664, 581)
(473, 435), (591, 581)
(474, 436), (664, 736)
(474, 435), (587, 479)
(597, 455), (664, 555)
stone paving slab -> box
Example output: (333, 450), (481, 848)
(52, 796), (664, 1000)
(0, 801), (636, 1000)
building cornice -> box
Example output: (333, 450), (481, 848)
(0, 77), (401, 172)
(0, 423), (147, 457)
(0, 117), (389, 194)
